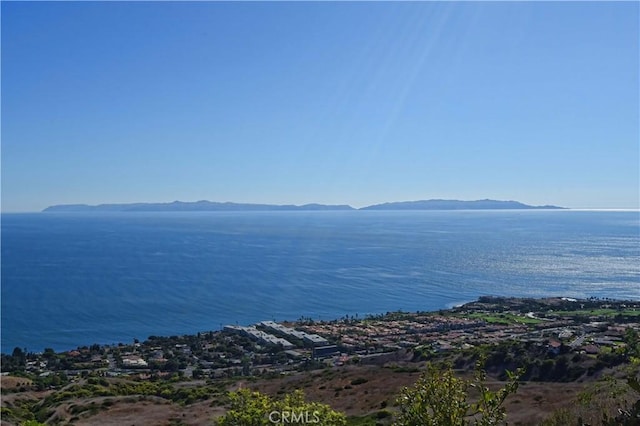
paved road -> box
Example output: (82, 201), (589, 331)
(569, 334), (586, 348)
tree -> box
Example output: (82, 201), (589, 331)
(623, 327), (639, 359)
(42, 348), (55, 359)
(394, 359), (523, 426)
(164, 358), (180, 372)
(192, 367), (204, 379)
(216, 389), (346, 426)
(12, 347), (25, 360)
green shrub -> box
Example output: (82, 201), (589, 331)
(395, 358), (523, 426)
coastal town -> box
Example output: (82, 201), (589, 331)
(2, 296), (639, 425)
(4, 296), (638, 381)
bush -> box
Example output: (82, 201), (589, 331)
(376, 410), (392, 419)
(217, 389), (346, 425)
(395, 358), (523, 426)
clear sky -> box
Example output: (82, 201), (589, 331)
(2, 1), (638, 212)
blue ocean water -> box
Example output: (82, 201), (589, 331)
(1, 210), (639, 353)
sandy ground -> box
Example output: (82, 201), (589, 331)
(0, 376), (33, 390)
(73, 398), (225, 426)
(0, 364), (623, 425)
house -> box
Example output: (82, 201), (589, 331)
(122, 355), (148, 368)
(581, 344), (599, 355)
(547, 339), (562, 355)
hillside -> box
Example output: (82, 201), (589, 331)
(2, 296), (637, 425)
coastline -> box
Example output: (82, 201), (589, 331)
(3, 295), (639, 355)
(2, 295), (639, 425)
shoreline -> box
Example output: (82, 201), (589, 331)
(3, 295), (639, 356)
(3, 295), (639, 425)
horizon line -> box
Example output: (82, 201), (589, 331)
(3, 198), (640, 214)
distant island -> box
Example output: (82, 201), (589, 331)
(360, 199), (565, 210)
(42, 199), (565, 212)
(42, 201), (355, 212)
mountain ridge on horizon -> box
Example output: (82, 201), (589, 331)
(42, 199), (566, 212)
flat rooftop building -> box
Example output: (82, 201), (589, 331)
(312, 345), (339, 359)
(224, 325), (294, 349)
(303, 334), (329, 346)
(260, 320), (329, 346)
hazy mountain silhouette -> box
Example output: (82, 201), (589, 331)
(43, 199), (564, 212)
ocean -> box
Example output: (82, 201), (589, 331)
(1, 210), (639, 353)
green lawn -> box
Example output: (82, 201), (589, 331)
(549, 309), (640, 318)
(457, 312), (543, 325)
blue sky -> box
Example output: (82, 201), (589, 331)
(2, 1), (638, 212)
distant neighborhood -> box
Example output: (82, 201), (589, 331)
(2, 296), (639, 425)
(2, 296), (637, 385)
